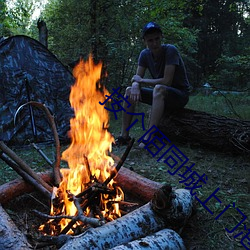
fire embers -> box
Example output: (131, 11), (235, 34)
(39, 175), (124, 236)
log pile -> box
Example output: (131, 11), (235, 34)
(0, 113), (195, 249)
(59, 185), (193, 250)
(0, 152), (194, 249)
(159, 108), (250, 154)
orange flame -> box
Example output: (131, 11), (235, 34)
(43, 55), (123, 234)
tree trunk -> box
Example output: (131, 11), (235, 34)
(37, 19), (48, 47)
(0, 204), (32, 249)
(158, 108), (250, 154)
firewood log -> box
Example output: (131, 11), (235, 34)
(0, 204), (32, 249)
(110, 228), (186, 250)
(0, 171), (53, 204)
(59, 187), (194, 250)
(114, 166), (162, 202)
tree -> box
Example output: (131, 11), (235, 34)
(42, 0), (198, 91)
(185, 0), (250, 88)
(0, 0), (12, 36)
(5, 0), (35, 35)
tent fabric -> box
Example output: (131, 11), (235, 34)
(0, 35), (75, 144)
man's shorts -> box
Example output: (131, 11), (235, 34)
(140, 87), (189, 112)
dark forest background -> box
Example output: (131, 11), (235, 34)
(1, 0), (250, 93)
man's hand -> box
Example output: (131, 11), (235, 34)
(129, 82), (141, 103)
(131, 74), (142, 83)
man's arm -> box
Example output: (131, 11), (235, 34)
(129, 66), (146, 102)
(132, 64), (176, 87)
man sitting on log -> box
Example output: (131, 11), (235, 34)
(115, 21), (192, 147)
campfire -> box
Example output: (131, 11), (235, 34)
(39, 55), (127, 236)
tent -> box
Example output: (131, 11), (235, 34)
(0, 35), (75, 145)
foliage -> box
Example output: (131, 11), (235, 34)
(2, 0), (250, 91)
(0, 0), (12, 36)
(5, 0), (35, 35)
(40, 0), (198, 91)
(184, 0), (250, 88)
(208, 55), (250, 90)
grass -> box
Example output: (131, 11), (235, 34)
(0, 93), (250, 249)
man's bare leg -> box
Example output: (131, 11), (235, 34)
(120, 87), (136, 139)
(139, 85), (166, 146)
(121, 102), (135, 138)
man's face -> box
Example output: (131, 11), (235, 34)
(143, 31), (162, 52)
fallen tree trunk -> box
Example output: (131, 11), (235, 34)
(110, 228), (186, 250)
(158, 108), (250, 154)
(0, 204), (32, 249)
(59, 186), (193, 250)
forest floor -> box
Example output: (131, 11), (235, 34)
(0, 93), (250, 250)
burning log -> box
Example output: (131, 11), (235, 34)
(0, 204), (32, 249)
(110, 228), (186, 250)
(59, 186), (194, 250)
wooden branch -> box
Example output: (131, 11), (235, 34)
(0, 171), (53, 205)
(114, 167), (162, 203)
(0, 141), (52, 193)
(159, 108), (250, 154)
(0, 152), (51, 199)
(104, 138), (135, 186)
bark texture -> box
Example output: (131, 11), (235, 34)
(158, 108), (250, 154)
(0, 204), (32, 249)
(37, 19), (48, 47)
(110, 228), (186, 250)
(59, 188), (193, 250)
(114, 166), (162, 202)
(0, 171), (53, 204)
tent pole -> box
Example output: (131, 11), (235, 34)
(24, 78), (38, 142)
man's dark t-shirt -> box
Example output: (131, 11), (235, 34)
(138, 44), (190, 92)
